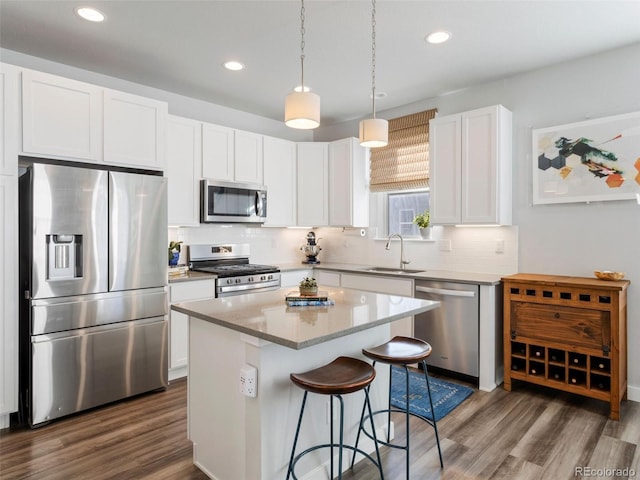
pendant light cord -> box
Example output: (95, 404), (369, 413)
(300, 0), (306, 89)
(371, 0), (377, 119)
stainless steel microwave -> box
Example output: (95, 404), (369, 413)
(201, 179), (267, 223)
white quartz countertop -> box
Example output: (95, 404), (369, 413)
(171, 286), (440, 349)
(280, 262), (504, 285)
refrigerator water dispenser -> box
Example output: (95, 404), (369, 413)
(47, 234), (82, 280)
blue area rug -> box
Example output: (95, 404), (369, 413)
(390, 366), (474, 421)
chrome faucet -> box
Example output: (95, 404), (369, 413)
(385, 233), (410, 269)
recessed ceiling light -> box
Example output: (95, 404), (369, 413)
(75, 7), (105, 22)
(426, 30), (452, 44)
(224, 61), (244, 71)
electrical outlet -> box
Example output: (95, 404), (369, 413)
(495, 239), (505, 254)
(240, 365), (258, 398)
(439, 239), (452, 252)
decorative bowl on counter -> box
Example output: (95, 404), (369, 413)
(594, 270), (625, 281)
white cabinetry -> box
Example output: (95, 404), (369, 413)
(169, 278), (216, 380)
(22, 69), (102, 162)
(0, 176), (18, 420)
(430, 104), (512, 225)
(314, 269), (414, 338)
(234, 130), (263, 184)
(280, 269), (313, 288)
(167, 115), (202, 226)
(263, 136), (297, 226)
(202, 124), (263, 184)
(297, 142), (328, 226)
(1, 63), (20, 175)
(202, 123), (234, 180)
(103, 89), (167, 170)
(328, 137), (368, 227)
(21, 69), (168, 170)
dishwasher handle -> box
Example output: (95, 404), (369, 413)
(415, 285), (476, 297)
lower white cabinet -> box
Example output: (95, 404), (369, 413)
(169, 278), (215, 379)
(0, 176), (18, 421)
(334, 272), (415, 338)
(315, 269), (341, 287)
(280, 269), (312, 288)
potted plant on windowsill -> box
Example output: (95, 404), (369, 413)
(413, 210), (431, 239)
(299, 277), (318, 296)
(168, 240), (182, 266)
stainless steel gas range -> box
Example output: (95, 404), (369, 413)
(187, 244), (280, 297)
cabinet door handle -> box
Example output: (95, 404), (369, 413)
(554, 313), (560, 319)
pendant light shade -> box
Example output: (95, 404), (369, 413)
(285, 0), (320, 129)
(360, 0), (387, 147)
(285, 91), (320, 129)
(359, 118), (388, 147)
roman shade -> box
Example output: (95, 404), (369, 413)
(369, 108), (437, 192)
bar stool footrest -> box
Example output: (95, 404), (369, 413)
(288, 443), (382, 480)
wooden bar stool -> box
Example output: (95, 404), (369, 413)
(352, 336), (444, 478)
(286, 356), (385, 480)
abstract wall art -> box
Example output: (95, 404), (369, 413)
(532, 111), (640, 204)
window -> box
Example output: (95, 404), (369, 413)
(387, 191), (430, 236)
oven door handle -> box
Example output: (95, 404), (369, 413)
(415, 286), (476, 297)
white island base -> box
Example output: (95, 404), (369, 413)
(189, 318), (391, 480)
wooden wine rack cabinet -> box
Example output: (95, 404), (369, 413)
(503, 273), (629, 420)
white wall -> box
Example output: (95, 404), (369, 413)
(319, 42), (640, 396)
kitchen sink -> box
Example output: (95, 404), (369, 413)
(363, 267), (425, 275)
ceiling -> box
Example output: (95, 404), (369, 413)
(2, 1), (640, 126)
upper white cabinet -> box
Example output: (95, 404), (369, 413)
(167, 115), (202, 226)
(202, 123), (234, 180)
(0, 175), (18, 417)
(0, 63), (20, 176)
(297, 142), (328, 226)
(430, 104), (512, 225)
(21, 69), (168, 170)
(328, 137), (368, 227)
(104, 89), (167, 170)
(22, 69), (103, 162)
(202, 123), (263, 184)
(234, 130), (263, 184)
(263, 136), (296, 226)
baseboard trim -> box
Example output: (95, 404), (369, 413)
(626, 384), (640, 403)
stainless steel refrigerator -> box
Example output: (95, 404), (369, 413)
(18, 161), (168, 427)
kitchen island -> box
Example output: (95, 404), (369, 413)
(172, 286), (440, 480)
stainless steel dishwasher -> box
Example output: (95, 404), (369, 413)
(414, 280), (479, 378)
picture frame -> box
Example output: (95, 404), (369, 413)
(532, 111), (640, 204)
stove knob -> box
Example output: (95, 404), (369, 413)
(260, 275), (266, 281)
(226, 279), (233, 285)
(268, 274), (273, 280)
(235, 278), (241, 284)
(248, 277), (254, 282)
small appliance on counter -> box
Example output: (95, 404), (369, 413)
(300, 231), (322, 264)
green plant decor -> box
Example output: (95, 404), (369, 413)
(413, 210), (430, 229)
(168, 240), (183, 262)
(299, 277), (318, 288)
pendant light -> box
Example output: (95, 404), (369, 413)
(359, 0), (388, 147)
(285, 0), (320, 129)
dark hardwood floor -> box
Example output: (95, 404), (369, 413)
(1, 377), (639, 479)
